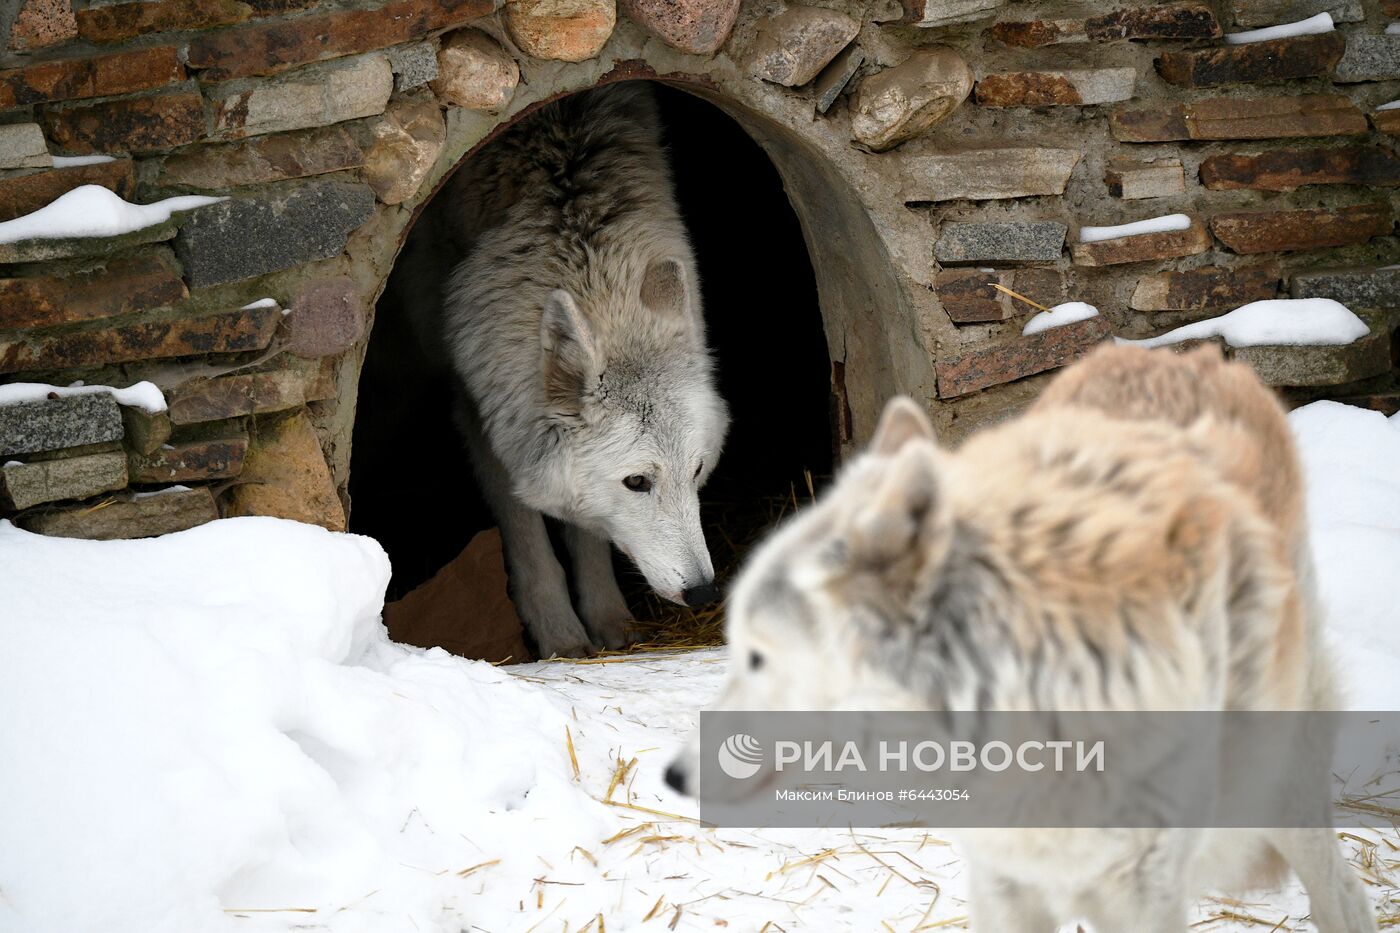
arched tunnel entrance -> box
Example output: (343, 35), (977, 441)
(348, 81), (834, 655)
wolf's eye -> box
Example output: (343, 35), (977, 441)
(623, 474), (652, 493)
(694, 461), (704, 480)
(749, 651), (764, 671)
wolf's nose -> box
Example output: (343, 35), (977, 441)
(682, 582), (719, 608)
(664, 762), (688, 794)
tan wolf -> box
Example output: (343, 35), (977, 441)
(668, 344), (1375, 932)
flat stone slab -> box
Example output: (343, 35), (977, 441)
(127, 428), (249, 483)
(1155, 32), (1344, 87)
(40, 83), (207, 155)
(0, 158), (135, 223)
(901, 0), (1004, 28)
(1336, 35), (1400, 82)
(0, 251), (186, 330)
(1112, 94), (1366, 142)
(1199, 145), (1400, 192)
(1210, 203), (1393, 254)
(0, 216), (181, 264)
(934, 269), (1014, 323)
(0, 123), (50, 170)
(1131, 266), (1279, 311)
(224, 411), (346, 531)
(18, 486), (218, 539)
(1235, 329), (1391, 387)
(207, 53), (394, 141)
(155, 126), (364, 191)
(975, 68), (1135, 107)
(1105, 158), (1185, 199)
(162, 359), (334, 425)
(934, 221), (1066, 264)
(0, 449), (128, 510)
(1071, 219), (1212, 266)
(744, 7), (858, 87)
(1233, 0), (1361, 26)
(1291, 266), (1400, 308)
(992, 3), (1220, 46)
(935, 316), (1113, 398)
(0, 393), (124, 458)
(902, 148), (1081, 202)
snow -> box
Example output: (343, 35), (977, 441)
(241, 298), (279, 310)
(1378, 98), (1400, 111)
(1120, 298), (1369, 349)
(1225, 11), (1334, 45)
(2, 403), (1399, 933)
(1387, 22), (1400, 35)
(50, 154), (118, 168)
(1022, 301), (1099, 335)
(0, 185), (223, 245)
(1078, 212), (1191, 243)
(0, 380), (166, 413)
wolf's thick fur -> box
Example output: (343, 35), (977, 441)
(673, 344), (1373, 931)
(394, 85), (728, 657)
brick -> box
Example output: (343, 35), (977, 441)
(1071, 219), (1211, 266)
(1130, 266), (1279, 311)
(0, 158), (134, 222)
(1291, 266), (1400, 307)
(902, 0), (1004, 28)
(1105, 158), (1185, 199)
(1232, 0), (1361, 27)
(207, 54), (393, 141)
(127, 426), (248, 483)
(163, 360), (334, 425)
(935, 315), (1112, 398)
(989, 18), (1082, 47)
(1155, 32), (1344, 87)
(119, 405), (171, 455)
(902, 148), (1081, 202)
(0, 304), (282, 375)
(934, 221), (1066, 264)
(934, 269), (1014, 323)
(18, 486), (218, 539)
(0, 123), (51, 170)
(40, 84), (207, 155)
(1085, 2), (1220, 40)
(0, 449), (126, 510)
(75, 0), (252, 43)
(224, 411), (345, 531)
(0, 252), (186, 330)
(0, 393), (123, 458)
(1335, 35), (1400, 83)
(504, 0), (617, 62)
(618, 0), (740, 54)
(1112, 94), (1367, 142)
(975, 67), (1135, 106)
(744, 7), (858, 87)
(1210, 203), (1393, 254)
(8, 0), (77, 51)
(173, 181), (376, 288)
(1235, 330), (1391, 386)
(0, 45), (182, 109)
(430, 28), (519, 111)
(1199, 145), (1400, 192)
(155, 126), (363, 190)
(187, 0), (493, 81)
(850, 47), (972, 151)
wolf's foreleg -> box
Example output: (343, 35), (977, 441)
(1265, 828), (1376, 932)
(968, 870), (1056, 932)
(563, 525), (636, 650)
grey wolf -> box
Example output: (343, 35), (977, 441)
(394, 84), (728, 658)
(668, 344), (1374, 931)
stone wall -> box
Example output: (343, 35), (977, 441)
(0, 0), (1396, 538)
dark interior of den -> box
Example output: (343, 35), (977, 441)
(349, 81), (833, 659)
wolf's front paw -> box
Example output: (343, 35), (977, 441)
(579, 600), (638, 651)
(535, 635), (596, 659)
(516, 586), (595, 659)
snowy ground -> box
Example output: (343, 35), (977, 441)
(2, 400), (1399, 933)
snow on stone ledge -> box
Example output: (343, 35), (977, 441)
(1022, 301), (1100, 336)
(50, 155), (118, 168)
(1120, 298), (1369, 349)
(1225, 12), (1334, 45)
(1377, 99), (1400, 112)
(0, 380), (167, 414)
(1078, 213), (1191, 244)
(0, 185), (224, 245)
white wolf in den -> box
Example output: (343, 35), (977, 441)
(667, 344), (1375, 932)
(396, 84), (729, 658)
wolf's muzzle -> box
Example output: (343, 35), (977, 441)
(682, 582), (719, 608)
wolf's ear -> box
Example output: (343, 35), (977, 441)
(640, 257), (692, 324)
(869, 396), (936, 457)
(541, 290), (597, 416)
(846, 439), (953, 604)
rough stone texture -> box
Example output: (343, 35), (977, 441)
(0, 450), (128, 511)
(1232, 0), (1361, 27)
(173, 181), (376, 288)
(902, 148), (1081, 202)
(387, 40), (440, 91)
(1335, 36), (1400, 83)
(363, 95), (446, 204)
(225, 411), (346, 531)
(1130, 266), (1279, 311)
(430, 29), (520, 111)
(0, 304), (283, 374)
(0, 214), (182, 264)
(8, 0), (77, 51)
(0, 158), (134, 221)
(1011, 268), (1066, 308)
(934, 268), (1014, 322)
(1291, 266), (1400, 307)
(0, 45), (183, 109)
(902, 0), (1004, 29)
(934, 221), (1066, 264)
(1071, 218), (1212, 266)
(18, 486), (218, 539)
(935, 315), (1112, 398)
(164, 360), (334, 425)
(1105, 158), (1185, 199)
(505, 0), (617, 63)
(975, 68), (1136, 107)
(745, 7), (859, 87)
(0, 123), (51, 170)
(1210, 203), (1393, 254)
(76, 0), (251, 42)
(988, 17), (1082, 47)
(1375, 109), (1400, 136)
(120, 405), (172, 455)
(285, 280), (366, 357)
(1112, 94), (1367, 142)
(127, 428), (249, 483)
(1235, 330), (1391, 386)
(187, 0), (494, 80)
(619, 0), (740, 55)
(850, 47), (972, 151)
(208, 53), (394, 141)
(155, 126), (363, 191)
(40, 84), (207, 155)
(1086, 2), (1220, 40)
(0, 252), (187, 330)
(0, 393), (123, 458)
(1199, 145), (1400, 192)
(1155, 32), (1345, 87)
(814, 44), (865, 114)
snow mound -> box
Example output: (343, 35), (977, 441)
(0, 185), (223, 245)
(1078, 213), (1190, 243)
(1226, 11), (1333, 45)
(1022, 301), (1099, 335)
(1120, 298), (1369, 349)
(0, 380), (166, 414)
